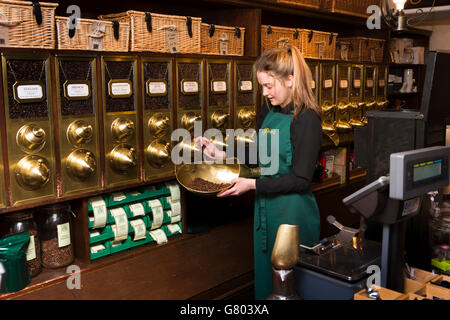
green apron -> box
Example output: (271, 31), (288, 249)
(254, 108), (320, 300)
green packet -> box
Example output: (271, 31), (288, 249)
(0, 231), (30, 293)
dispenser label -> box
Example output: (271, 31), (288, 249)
(339, 80), (348, 89)
(130, 219), (147, 241)
(311, 80), (316, 89)
(181, 80), (199, 94)
(13, 82), (45, 103)
(149, 199), (164, 230)
(108, 80), (132, 98)
(379, 79), (385, 87)
(324, 79), (333, 89)
(366, 79), (374, 88)
(89, 196), (107, 229)
(239, 80), (253, 92)
(353, 79), (361, 88)
(147, 80), (167, 96)
(167, 223), (181, 235)
(65, 81), (91, 100)
(149, 228), (168, 244)
(212, 80), (227, 94)
(129, 203), (145, 217)
(57, 223), (71, 248)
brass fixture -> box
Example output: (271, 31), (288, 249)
(377, 100), (389, 111)
(238, 107), (256, 129)
(111, 118), (135, 142)
(335, 102), (352, 131)
(211, 110), (230, 131)
(146, 139), (170, 169)
(66, 149), (97, 180)
(148, 113), (170, 138)
(16, 124), (46, 152)
(321, 102), (337, 133)
(181, 112), (201, 132)
(349, 103), (365, 127)
(67, 120), (93, 146)
(15, 155), (50, 190)
(270, 224), (300, 270)
(108, 144), (137, 173)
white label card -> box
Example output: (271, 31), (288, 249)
(339, 80), (348, 89)
(148, 81), (167, 95)
(67, 83), (90, 98)
(129, 203), (145, 217)
(90, 244), (106, 254)
(149, 199), (164, 230)
(182, 81), (199, 94)
(239, 80), (253, 92)
(324, 79), (333, 89)
(17, 84), (44, 100)
(212, 80), (227, 93)
(57, 223), (71, 248)
(366, 79), (374, 88)
(353, 79), (361, 88)
(166, 29), (179, 53)
(111, 192), (126, 202)
(89, 196), (107, 229)
(26, 235), (36, 261)
(166, 183), (180, 202)
(149, 229), (168, 244)
(379, 79), (385, 87)
(110, 82), (131, 96)
(130, 219), (147, 241)
(311, 80), (316, 89)
(167, 224), (181, 235)
(0, 25), (9, 46)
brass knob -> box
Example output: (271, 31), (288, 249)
(238, 107), (256, 129)
(15, 155), (50, 190)
(67, 120), (93, 146)
(148, 113), (170, 138)
(16, 124), (46, 152)
(111, 118), (135, 142)
(108, 144), (137, 173)
(145, 139), (170, 169)
(211, 110), (230, 130)
(66, 149), (97, 180)
(181, 112), (201, 132)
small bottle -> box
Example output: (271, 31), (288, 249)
(37, 203), (74, 269)
(2, 210), (42, 277)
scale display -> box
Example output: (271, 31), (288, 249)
(413, 159), (442, 183)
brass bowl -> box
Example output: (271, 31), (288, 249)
(175, 158), (240, 196)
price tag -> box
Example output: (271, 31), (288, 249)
(13, 81), (45, 103)
(149, 228), (168, 244)
(239, 80), (253, 93)
(146, 80), (167, 97)
(149, 199), (164, 230)
(0, 25), (9, 47)
(111, 192), (126, 202)
(353, 79), (361, 88)
(366, 79), (374, 88)
(64, 81), (91, 100)
(26, 235), (36, 261)
(211, 80), (227, 94)
(129, 203), (145, 217)
(57, 223), (71, 248)
(219, 39), (229, 55)
(130, 219), (147, 241)
(166, 183), (180, 202)
(89, 196), (107, 229)
(166, 29), (179, 53)
(167, 223), (181, 235)
(181, 80), (199, 95)
(110, 208), (129, 242)
(108, 80), (132, 98)
(323, 79), (333, 89)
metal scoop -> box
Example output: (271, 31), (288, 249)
(326, 215), (360, 243)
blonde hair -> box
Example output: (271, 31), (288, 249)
(256, 45), (320, 120)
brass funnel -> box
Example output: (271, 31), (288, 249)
(348, 103), (365, 127)
(238, 107), (256, 129)
(271, 224), (299, 270)
(148, 113), (170, 138)
(175, 157), (260, 196)
(146, 139), (170, 169)
(111, 118), (135, 142)
(335, 102), (352, 132)
(181, 112), (201, 132)
(108, 144), (137, 173)
(15, 155), (50, 190)
(66, 149), (97, 180)
(16, 124), (46, 152)
(67, 120), (93, 145)
(211, 110), (230, 130)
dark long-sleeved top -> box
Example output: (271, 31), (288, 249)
(253, 101), (322, 195)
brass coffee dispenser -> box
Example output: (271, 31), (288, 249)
(349, 65), (365, 127)
(306, 59), (319, 102)
(176, 58), (203, 136)
(319, 62), (339, 147)
(376, 65), (389, 111)
(101, 56), (140, 187)
(363, 65), (377, 125)
(55, 55), (101, 196)
(1, 54), (57, 206)
(142, 57), (174, 181)
(234, 60), (257, 145)
(336, 63), (353, 144)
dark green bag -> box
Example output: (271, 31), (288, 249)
(0, 231), (30, 293)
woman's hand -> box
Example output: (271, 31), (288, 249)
(194, 136), (226, 161)
(217, 178), (256, 197)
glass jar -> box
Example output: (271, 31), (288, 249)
(428, 193), (450, 275)
(37, 203), (74, 269)
(1, 210), (42, 277)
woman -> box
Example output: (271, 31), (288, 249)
(198, 45), (322, 299)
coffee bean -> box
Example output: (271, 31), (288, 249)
(187, 177), (231, 192)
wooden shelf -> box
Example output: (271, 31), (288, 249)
(389, 63), (426, 67)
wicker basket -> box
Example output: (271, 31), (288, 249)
(201, 23), (245, 56)
(99, 11), (201, 53)
(0, 0), (58, 49)
(261, 25), (304, 54)
(277, 0), (321, 9)
(321, 0), (378, 17)
(302, 30), (337, 60)
(56, 17), (129, 52)
(336, 37), (385, 63)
